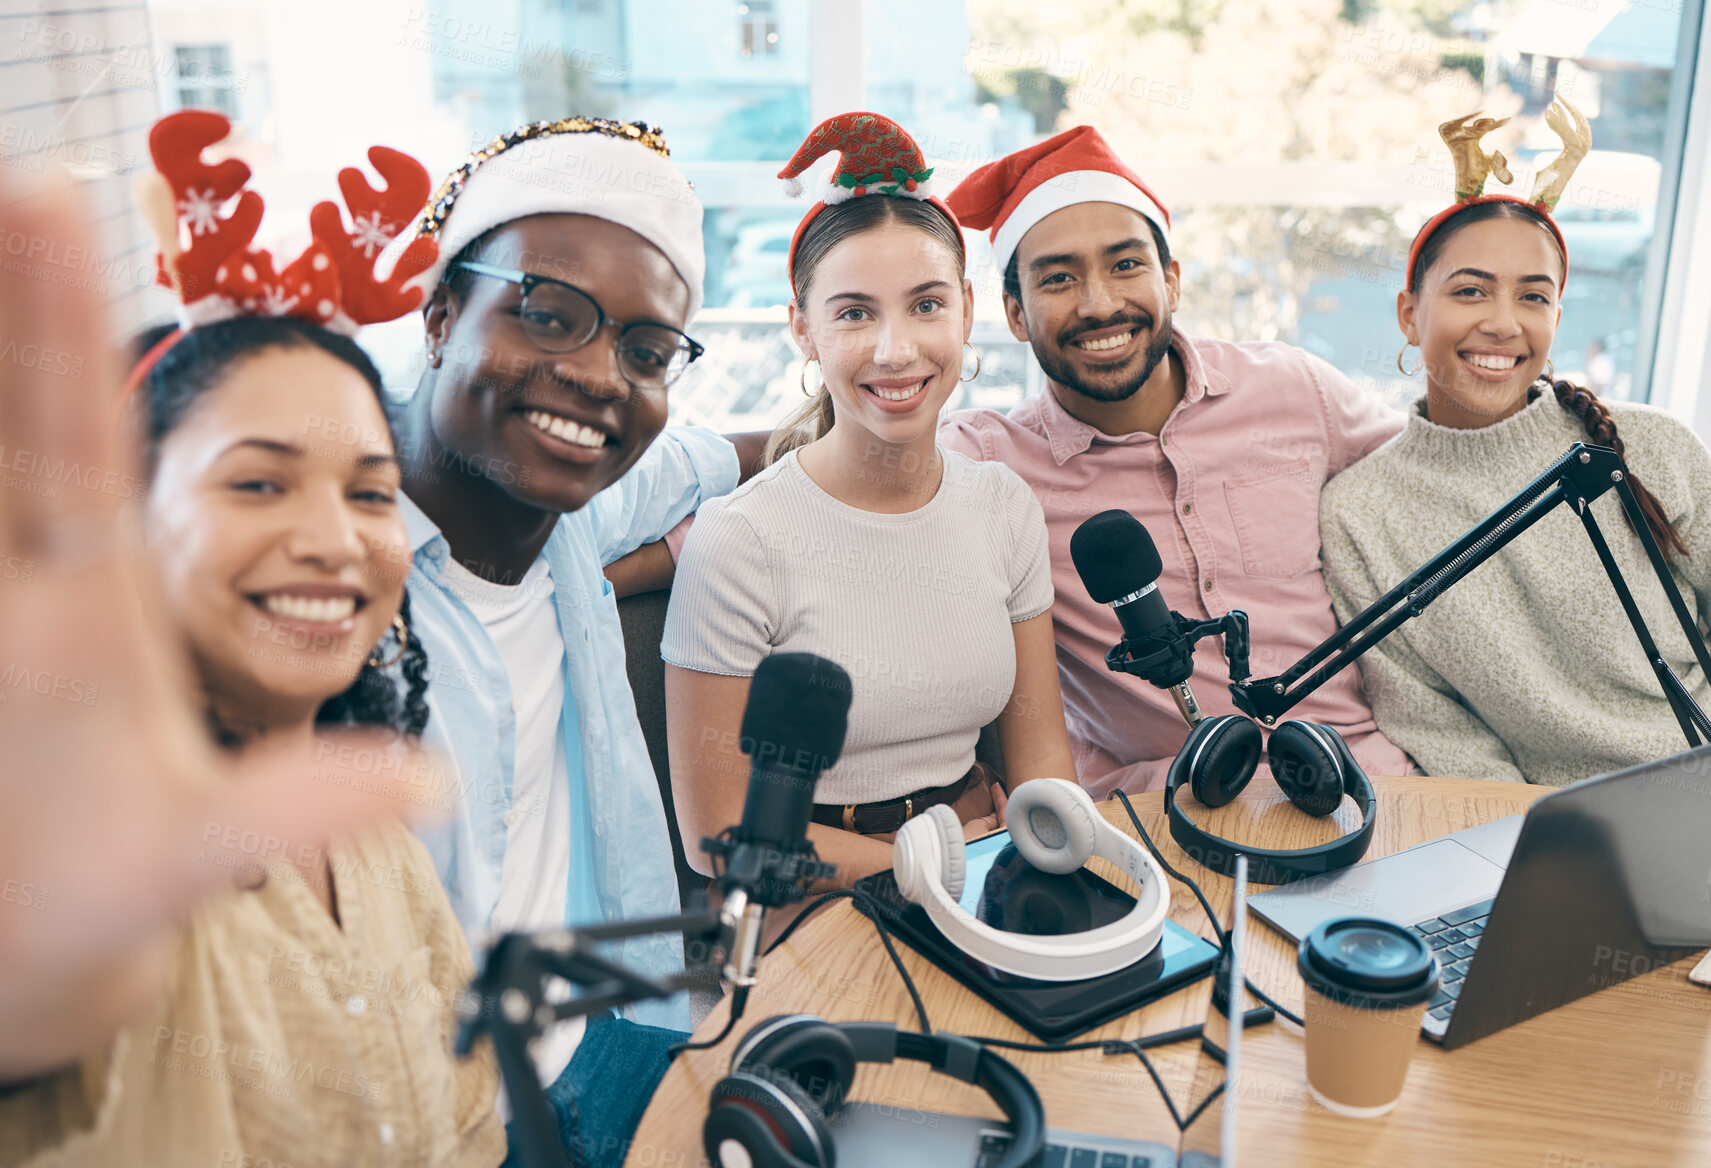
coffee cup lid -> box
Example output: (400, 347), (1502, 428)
(1298, 917), (1438, 1008)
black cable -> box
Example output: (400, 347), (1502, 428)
(761, 887), (934, 1033)
(975, 1032), (1187, 1057)
(974, 1005), (1273, 1059)
(1108, 789), (1305, 1028)
(1127, 1042), (1192, 1129)
(767, 888), (858, 953)
(667, 984), (750, 1058)
(1111, 790), (1227, 949)
(1178, 1079), (1225, 1130)
(850, 889), (932, 1033)
(1245, 980), (1303, 1029)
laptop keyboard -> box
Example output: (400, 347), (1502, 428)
(1408, 897), (1495, 1026)
(980, 1132), (1159, 1167)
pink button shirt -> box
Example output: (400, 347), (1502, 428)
(940, 328), (1411, 795)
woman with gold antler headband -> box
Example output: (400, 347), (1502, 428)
(1319, 98), (1711, 787)
(0, 110), (505, 1167)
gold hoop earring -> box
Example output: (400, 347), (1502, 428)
(1544, 359), (1556, 385)
(960, 341), (982, 383)
(368, 613), (409, 670)
(1397, 343), (1422, 377)
(799, 359), (822, 398)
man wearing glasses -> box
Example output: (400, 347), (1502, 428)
(388, 118), (754, 1165)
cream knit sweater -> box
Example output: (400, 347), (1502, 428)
(1319, 392), (1711, 785)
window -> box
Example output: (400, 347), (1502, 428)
(132, 0), (1707, 424)
(949, 0), (1695, 409)
(3, 3), (160, 336)
(739, 2), (779, 59)
(174, 44), (237, 117)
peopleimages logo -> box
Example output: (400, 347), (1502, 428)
(147, 1026), (382, 1102)
(0, 444), (145, 500)
(0, 664), (98, 705)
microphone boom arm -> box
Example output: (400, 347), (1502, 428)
(1230, 443), (1711, 748)
(1106, 609), (1252, 691)
(456, 909), (726, 1168)
(457, 836), (838, 1168)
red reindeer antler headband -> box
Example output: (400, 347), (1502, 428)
(126, 110), (439, 393)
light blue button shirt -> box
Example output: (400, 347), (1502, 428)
(403, 428), (738, 1030)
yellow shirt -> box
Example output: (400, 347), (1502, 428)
(0, 822), (504, 1168)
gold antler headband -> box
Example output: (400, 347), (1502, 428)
(1438, 112), (1513, 203)
(1530, 98), (1592, 212)
(1438, 97), (1590, 211)
(1407, 94), (1591, 292)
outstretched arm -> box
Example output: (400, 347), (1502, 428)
(600, 432), (771, 596)
(0, 167), (434, 1079)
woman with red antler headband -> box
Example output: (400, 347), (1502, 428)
(1320, 98), (1711, 787)
(0, 111), (504, 1167)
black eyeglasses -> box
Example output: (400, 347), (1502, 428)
(451, 260), (704, 389)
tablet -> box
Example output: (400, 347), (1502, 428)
(854, 828), (1219, 1041)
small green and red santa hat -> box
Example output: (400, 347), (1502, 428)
(777, 111), (962, 295)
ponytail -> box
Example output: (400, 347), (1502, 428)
(762, 383), (834, 468)
(1547, 378), (1689, 560)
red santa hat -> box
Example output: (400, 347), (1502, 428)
(777, 111), (962, 296)
(947, 125), (1170, 276)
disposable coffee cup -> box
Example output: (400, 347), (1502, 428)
(1297, 917), (1438, 1118)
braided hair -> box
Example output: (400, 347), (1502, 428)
(1410, 201), (1689, 561)
(1540, 376), (1689, 559)
(136, 316), (431, 741)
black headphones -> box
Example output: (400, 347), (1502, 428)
(1164, 715), (1376, 886)
(704, 1015), (1045, 1168)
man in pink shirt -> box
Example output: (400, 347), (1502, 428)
(939, 126), (1410, 795)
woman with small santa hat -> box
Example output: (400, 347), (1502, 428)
(662, 112), (1077, 894)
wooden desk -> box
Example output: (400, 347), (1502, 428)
(628, 777), (1711, 1166)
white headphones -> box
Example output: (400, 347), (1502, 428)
(891, 779), (1168, 981)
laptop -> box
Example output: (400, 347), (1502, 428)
(827, 858), (1251, 1166)
(1248, 747), (1711, 1049)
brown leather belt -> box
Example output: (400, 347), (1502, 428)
(810, 763), (988, 836)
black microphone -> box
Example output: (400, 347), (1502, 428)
(1070, 509), (1204, 726)
(705, 651), (851, 985)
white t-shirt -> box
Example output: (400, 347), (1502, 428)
(439, 555), (585, 1086)
(662, 449), (1054, 803)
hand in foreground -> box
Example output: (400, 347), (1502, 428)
(0, 166), (434, 1078)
